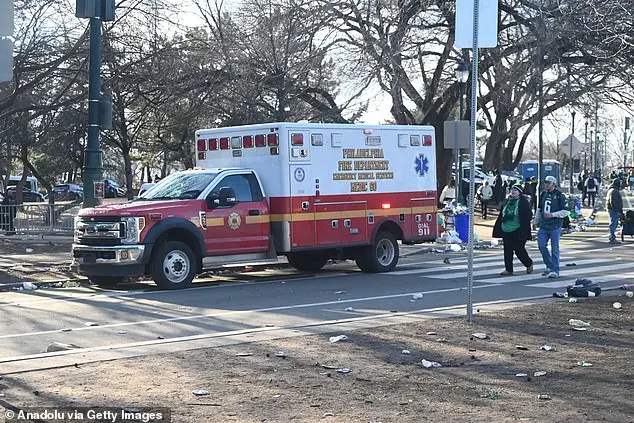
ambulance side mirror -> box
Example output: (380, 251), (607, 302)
(207, 187), (237, 208)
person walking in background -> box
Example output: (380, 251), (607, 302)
(585, 173), (599, 208)
(628, 170), (634, 193)
(606, 178), (624, 245)
(477, 180), (493, 219)
(523, 176), (537, 212)
(439, 178), (456, 206)
(534, 176), (569, 278)
(492, 170), (504, 207)
(493, 184), (534, 276)
(577, 170), (587, 206)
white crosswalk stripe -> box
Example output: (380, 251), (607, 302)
(528, 272), (634, 288)
(429, 258), (609, 280)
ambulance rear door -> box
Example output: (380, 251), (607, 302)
(288, 130), (315, 249)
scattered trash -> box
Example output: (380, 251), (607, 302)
(426, 331), (437, 335)
(627, 291), (634, 298)
(622, 284), (634, 290)
(540, 345), (554, 351)
(421, 359), (442, 368)
(334, 291), (346, 295)
(235, 352), (253, 357)
(537, 394), (551, 400)
(515, 373), (528, 377)
(53, 282), (64, 288)
(613, 302), (622, 309)
(46, 342), (81, 352)
(275, 351), (286, 358)
(22, 282), (38, 290)
(401, 349), (411, 354)
(116, 330), (127, 334)
(490, 239), (499, 247)
(25, 248), (34, 253)
(84, 322), (99, 327)
(436, 338), (447, 343)
(321, 364), (338, 369)
(565, 263), (577, 267)
(443, 257), (451, 264)
(60, 328), (72, 332)
(572, 327), (587, 331)
(329, 335), (348, 343)
(577, 361), (593, 367)
(552, 292), (568, 298)
(449, 244), (462, 252)
(63, 281), (80, 288)
(322, 412), (335, 417)
(344, 307), (356, 312)
(568, 319), (590, 327)
(534, 371), (547, 377)
(336, 368), (352, 374)
(192, 389), (209, 396)
(567, 279), (601, 297)
(412, 293), (424, 300)
(569, 298), (578, 303)
(516, 345), (529, 350)
(471, 333), (489, 339)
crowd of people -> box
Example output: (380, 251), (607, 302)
(439, 166), (632, 276)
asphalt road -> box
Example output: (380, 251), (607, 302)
(1, 219), (631, 373)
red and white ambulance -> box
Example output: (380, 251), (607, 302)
(72, 122), (437, 289)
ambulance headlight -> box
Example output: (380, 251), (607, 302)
(121, 217), (146, 244)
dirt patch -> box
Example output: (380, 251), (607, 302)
(1, 293), (633, 422)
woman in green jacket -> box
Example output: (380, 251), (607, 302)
(493, 184), (534, 276)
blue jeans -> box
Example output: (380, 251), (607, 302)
(609, 210), (620, 241)
(537, 227), (561, 274)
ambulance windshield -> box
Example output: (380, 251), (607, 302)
(139, 172), (218, 200)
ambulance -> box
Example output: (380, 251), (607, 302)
(72, 122), (437, 289)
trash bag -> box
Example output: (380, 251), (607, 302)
(567, 278), (601, 297)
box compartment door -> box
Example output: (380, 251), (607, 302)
(289, 164), (315, 248)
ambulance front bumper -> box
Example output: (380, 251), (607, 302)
(71, 244), (149, 277)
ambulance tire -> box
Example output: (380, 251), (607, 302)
(151, 241), (196, 290)
(357, 231), (399, 273)
(89, 276), (124, 288)
(287, 252), (328, 271)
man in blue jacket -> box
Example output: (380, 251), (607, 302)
(533, 176), (569, 278)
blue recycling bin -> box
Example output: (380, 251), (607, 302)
(454, 213), (470, 243)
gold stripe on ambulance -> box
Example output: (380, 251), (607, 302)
(245, 215), (271, 224)
(269, 207), (436, 223)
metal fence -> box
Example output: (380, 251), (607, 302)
(0, 203), (79, 235)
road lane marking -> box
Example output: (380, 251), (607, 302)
(0, 284), (502, 341)
(0, 292), (577, 366)
(528, 271), (634, 288)
(477, 261), (632, 284)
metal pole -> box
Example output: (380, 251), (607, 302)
(457, 82), (464, 203)
(570, 111), (575, 193)
(584, 121), (588, 171)
(454, 84), (460, 203)
(83, 17), (103, 208)
(590, 129), (594, 173)
(466, 0), (480, 323)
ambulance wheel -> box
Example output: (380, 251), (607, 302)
(89, 276), (124, 288)
(287, 252), (328, 271)
(151, 241), (196, 289)
(357, 231), (399, 273)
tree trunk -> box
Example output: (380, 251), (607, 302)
(123, 151), (134, 200)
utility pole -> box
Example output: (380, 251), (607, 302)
(624, 117), (630, 169)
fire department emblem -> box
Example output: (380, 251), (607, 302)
(228, 212), (241, 230)
(199, 211), (207, 230)
(414, 153), (430, 177)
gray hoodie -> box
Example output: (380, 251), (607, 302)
(606, 179), (623, 214)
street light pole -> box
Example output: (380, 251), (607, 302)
(584, 120), (588, 172)
(570, 110), (575, 194)
(589, 129), (594, 174)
